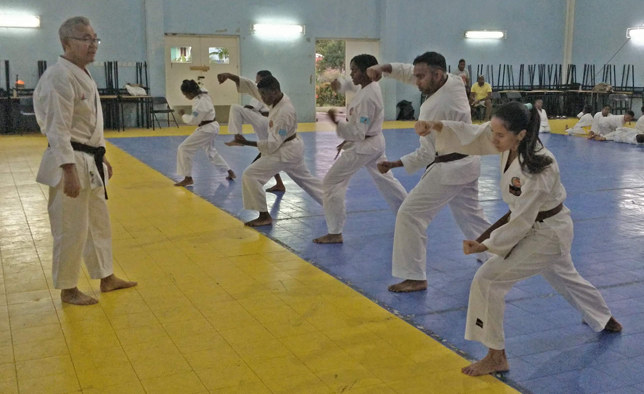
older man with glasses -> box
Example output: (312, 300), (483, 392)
(33, 16), (136, 305)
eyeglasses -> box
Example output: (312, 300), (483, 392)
(68, 37), (101, 45)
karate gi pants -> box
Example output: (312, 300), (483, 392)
(323, 149), (407, 234)
(228, 104), (269, 138)
(567, 127), (589, 136)
(242, 155), (323, 212)
(48, 179), (113, 289)
(391, 165), (490, 280)
(177, 123), (230, 177)
(465, 222), (612, 350)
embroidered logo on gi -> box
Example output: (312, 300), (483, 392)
(278, 129), (287, 137)
(476, 318), (484, 328)
(269, 120), (274, 128)
(509, 177), (522, 196)
(193, 111), (199, 117)
(349, 108), (354, 116)
(360, 117), (369, 125)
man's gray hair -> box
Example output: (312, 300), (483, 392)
(59, 16), (91, 47)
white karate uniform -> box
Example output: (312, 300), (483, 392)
(238, 81), (323, 212)
(437, 121), (612, 350)
(603, 128), (642, 144)
(34, 57), (113, 289)
(602, 117), (644, 143)
(538, 108), (550, 133)
(321, 79), (407, 234)
(176, 93), (231, 177)
(228, 77), (270, 138)
(386, 64), (491, 280)
(566, 112), (593, 135)
(590, 112), (604, 134)
(598, 115), (625, 136)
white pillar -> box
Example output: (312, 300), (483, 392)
(563, 0), (575, 82)
(144, 0), (165, 97)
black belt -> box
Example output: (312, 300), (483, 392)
(426, 153), (469, 169)
(476, 203), (564, 243)
(199, 119), (216, 127)
(70, 142), (108, 200)
(284, 134), (297, 143)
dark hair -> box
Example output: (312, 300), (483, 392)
(626, 110), (635, 117)
(641, 106), (644, 113)
(494, 101), (553, 174)
(535, 98), (543, 103)
(181, 79), (201, 96)
(584, 105), (593, 113)
(256, 70), (272, 78)
(412, 51), (446, 71)
(636, 134), (644, 144)
(350, 54), (378, 73)
(257, 75), (281, 91)
(603, 105), (612, 111)
(458, 59), (466, 63)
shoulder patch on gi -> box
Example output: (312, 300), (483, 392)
(278, 129), (287, 137)
(193, 111), (199, 117)
(509, 177), (522, 196)
(360, 116), (369, 125)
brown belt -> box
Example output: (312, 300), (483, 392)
(283, 134), (297, 143)
(476, 203), (564, 243)
(426, 153), (469, 169)
(199, 119), (216, 127)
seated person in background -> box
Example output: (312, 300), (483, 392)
(566, 105), (594, 135)
(588, 105), (611, 139)
(460, 75), (471, 100)
(470, 75), (492, 121)
(594, 110), (637, 142)
(535, 99), (550, 133)
(454, 59), (470, 85)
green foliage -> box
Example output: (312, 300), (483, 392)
(316, 39), (345, 73)
(316, 82), (345, 107)
(315, 39), (346, 107)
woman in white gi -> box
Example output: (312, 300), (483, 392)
(313, 54), (407, 244)
(566, 105), (594, 135)
(174, 79), (235, 186)
(416, 102), (622, 376)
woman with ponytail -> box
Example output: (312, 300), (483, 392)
(175, 79), (235, 186)
(416, 101), (621, 376)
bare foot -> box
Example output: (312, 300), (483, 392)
(245, 212), (272, 227)
(225, 139), (244, 147)
(266, 184), (286, 193)
(100, 274), (138, 293)
(388, 280), (428, 293)
(174, 177), (194, 187)
(313, 234), (343, 244)
(595, 136), (607, 141)
(61, 288), (98, 306)
(462, 349), (509, 376)
(604, 316), (623, 332)
(226, 170), (236, 180)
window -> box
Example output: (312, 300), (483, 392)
(171, 46), (192, 63)
(209, 47), (230, 64)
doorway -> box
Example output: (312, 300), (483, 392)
(165, 35), (240, 122)
(314, 39), (380, 122)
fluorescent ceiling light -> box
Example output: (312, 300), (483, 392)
(464, 30), (505, 39)
(252, 23), (304, 36)
(0, 14), (40, 28)
(627, 27), (644, 39)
